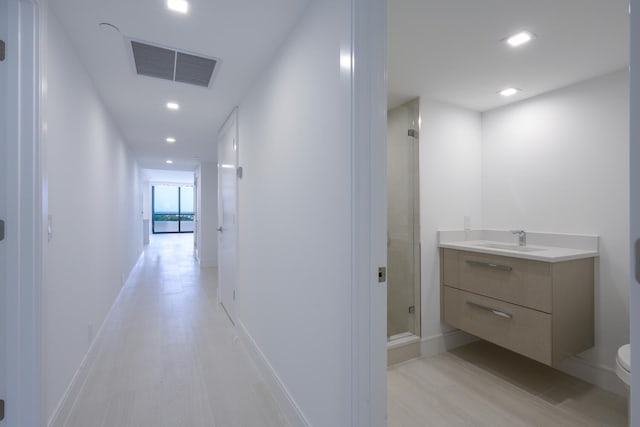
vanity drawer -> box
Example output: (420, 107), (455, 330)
(443, 286), (552, 365)
(442, 249), (552, 313)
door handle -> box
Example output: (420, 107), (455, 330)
(466, 301), (513, 319)
(465, 259), (512, 272)
(217, 226), (223, 232)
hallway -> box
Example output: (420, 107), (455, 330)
(60, 234), (287, 427)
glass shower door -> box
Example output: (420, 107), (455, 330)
(387, 98), (420, 340)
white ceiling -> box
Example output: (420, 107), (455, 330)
(50, 0), (630, 172)
(388, 0), (630, 111)
(50, 0), (310, 169)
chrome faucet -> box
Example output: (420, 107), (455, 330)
(511, 230), (526, 246)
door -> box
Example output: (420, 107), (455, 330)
(0, 0), (8, 420)
(386, 99), (421, 340)
(218, 109), (239, 324)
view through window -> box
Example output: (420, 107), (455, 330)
(152, 185), (194, 233)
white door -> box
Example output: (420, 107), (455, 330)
(218, 109), (239, 324)
(0, 0), (8, 420)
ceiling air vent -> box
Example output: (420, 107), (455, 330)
(130, 40), (218, 88)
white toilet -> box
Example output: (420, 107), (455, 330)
(616, 344), (631, 389)
(616, 344), (631, 425)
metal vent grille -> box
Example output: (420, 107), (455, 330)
(130, 40), (218, 88)
(131, 41), (175, 80)
(175, 52), (217, 87)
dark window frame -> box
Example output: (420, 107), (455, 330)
(152, 185), (194, 234)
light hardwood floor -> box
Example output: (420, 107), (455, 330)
(61, 234), (288, 427)
(62, 234), (626, 427)
(388, 340), (628, 427)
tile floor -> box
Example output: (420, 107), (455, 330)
(61, 233), (288, 427)
(388, 340), (628, 427)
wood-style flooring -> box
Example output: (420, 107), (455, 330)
(388, 340), (628, 427)
(61, 234), (288, 427)
(61, 234), (627, 427)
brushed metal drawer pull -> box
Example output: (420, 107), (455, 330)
(466, 301), (513, 319)
(466, 259), (513, 272)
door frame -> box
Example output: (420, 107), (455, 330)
(630, 0), (639, 423)
(4, 0), (44, 425)
(349, 0), (387, 425)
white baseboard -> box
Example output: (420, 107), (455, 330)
(236, 320), (311, 427)
(557, 355), (628, 397)
(47, 251), (144, 427)
(419, 329), (478, 358)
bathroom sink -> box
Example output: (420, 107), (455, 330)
(474, 242), (545, 252)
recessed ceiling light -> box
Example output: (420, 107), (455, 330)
(166, 102), (180, 110)
(167, 0), (189, 14)
(506, 31), (534, 47)
(166, 160), (174, 164)
(499, 87), (521, 97)
(166, 137), (176, 143)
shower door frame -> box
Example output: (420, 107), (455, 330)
(408, 106), (422, 338)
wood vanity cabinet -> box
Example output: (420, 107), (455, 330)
(440, 248), (594, 366)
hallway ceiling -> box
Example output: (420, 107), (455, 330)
(50, 0), (310, 170)
(388, 0), (630, 111)
(51, 0), (630, 168)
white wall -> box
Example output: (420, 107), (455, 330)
(196, 162), (218, 268)
(237, 0), (352, 425)
(419, 99), (483, 343)
(44, 11), (143, 422)
(195, 167), (201, 259)
(629, 0), (639, 421)
(482, 70), (630, 389)
(142, 179), (150, 221)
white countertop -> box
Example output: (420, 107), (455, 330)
(438, 230), (599, 262)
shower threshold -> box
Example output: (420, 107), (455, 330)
(387, 333), (420, 366)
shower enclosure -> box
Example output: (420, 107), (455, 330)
(387, 98), (421, 341)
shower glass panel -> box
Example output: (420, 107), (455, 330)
(387, 98), (420, 340)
